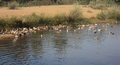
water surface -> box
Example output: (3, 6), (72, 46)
(0, 23), (120, 65)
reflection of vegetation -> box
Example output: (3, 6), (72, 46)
(53, 33), (67, 55)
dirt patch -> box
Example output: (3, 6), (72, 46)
(0, 5), (101, 18)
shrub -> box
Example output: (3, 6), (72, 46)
(92, 3), (107, 10)
(54, 13), (68, 25)
(89, 1), (96, 7)
(96, 11), (106, 20)
(56, 0), (63, 5)
(106, 7), (120, 20)
(5, 16), (22, 28)
(0, 18), (6, 29)
(96, 7), (120, 21)
(68, 3), (83, 24)
(23, 13), (40, 27)
(8, 1), (19, 9)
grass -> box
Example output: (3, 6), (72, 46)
(68, 3), (84, 25)
(0, 3), (120, 30)
(0, 3), (88, 28)
(96, 7), (120, 21)
(92, 3), (107, 10)
(89, 0), (117, 10)
(8, 1), (19, 9)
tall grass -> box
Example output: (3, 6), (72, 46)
(96, 11), (106, 20)
(0, 3), (90, 29)
(68, 3), (84, 25)
(106, 7), (120, 20)
(89, 0), (116, 10)
(8, 1), (19, 9)
(54, 13), (68, 25)
(96, 7), (120, 21)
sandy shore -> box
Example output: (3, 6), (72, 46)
(0, 5), (101, 18)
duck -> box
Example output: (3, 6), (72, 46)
(105, 33), (108, 35)
(33, 27), (37, 30)
(56, 31), (60, 33)
(88, 34), (90, 36)
(94, 37), (98, 39)
(39, 34), (42, 37)
(95, 24), (97, 26)
(112, 33), (114, 35)
(109, 32), (112, 34)
(93, 29), (97, 33)
(74, 30), (76, 32)
(66, 29), (68, 33)
(82, 25), (85, 27)
(34, 31), (36, 33)
(77, 37), (80, 39)
(59, 30), (62, 32)
(78, 27), (80, 30)
(116, 34), (118, 37)
(83, 34), (85, 36)
(105, 29), (107, 31)
(97, 29), (101, 31)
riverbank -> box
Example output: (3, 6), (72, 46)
(0, 34), (14, 40)
(0, 5), (120, 31)
(0, 5), (100, 18)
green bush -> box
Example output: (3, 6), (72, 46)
(92, 3), (107, 10)
(23, 13), (40, 27)
(68, 3), (83, 24)
(0, 18), (6, 29)
(106, 7), (120, 20)
(6, 16), (22, 28)
(96, 7), (120, 21)
(8, 1), (19, 9)
(54, 13), (68, 25)
(96, 11), (106, 20)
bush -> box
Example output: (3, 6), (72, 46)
(89, 0), (109, 10)
(8, 1), (19, 9)
(54, 13), (68, 25)
(89, 1), (96, 7)
(0, 18), (6, 29)
(92, 3), (107, 10)
(106, 7), (120, 20)
(96, 7), (120, 21)
(56, 0), (63, 5)
(68, 3), (83, 24)
(6, 16), (22, 28)
(23, 13), (40, 27)
(96, 11), (106, 20)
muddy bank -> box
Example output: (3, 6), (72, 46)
(0, 34), (14, 40)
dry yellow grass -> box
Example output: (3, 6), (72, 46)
(0, 5), (101, 18)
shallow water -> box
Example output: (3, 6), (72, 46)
(0, 23), (120, 65)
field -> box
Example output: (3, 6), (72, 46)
(0, 5), (101, 18)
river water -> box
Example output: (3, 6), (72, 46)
(0, 23), (120, 65)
